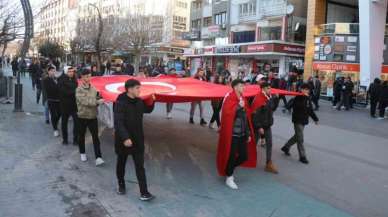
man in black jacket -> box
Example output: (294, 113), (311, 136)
(114, 79), (155, 201)
(309, 76), (321, 111)
(378, 81), (388, 120)
(43, 66), (61, 137)
(58, 67), (78, 145)
(251, 82), (279, 173)
(281, 83), (319, 164)
(336, 76), (354, 111)
(368, 78), (382, 118)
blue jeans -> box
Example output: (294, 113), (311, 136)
(43, 102), (50, 121)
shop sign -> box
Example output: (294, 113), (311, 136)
(313, 62), (360, 71)
(274, 44), (305, 54)
(203, 47), (214, 55)
(208, 25), (220, 33)
(247, 44), (272, 52)
(182, 31), (200, 40)
(183, 48), (194, 55)
(216, 45), (240, 53)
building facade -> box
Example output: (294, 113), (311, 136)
(184, 0), (307, 77)
(305, 0), (388, 102)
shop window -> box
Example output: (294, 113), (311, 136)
(233, 31), (255, 43)
(259, 26), (281, 41)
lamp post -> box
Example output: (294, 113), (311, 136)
(14, 0), (33, 112)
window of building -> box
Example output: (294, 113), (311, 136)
(203, 16), (212, 27)
(214, 12), (227, 25)
(239, 2), (256, 17)
(233, 31), (255, 43)
(176, 0), (187, 8)
(191, 19), (201, 29)
(259, 26), (282, 41)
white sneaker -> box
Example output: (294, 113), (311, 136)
(53, 130), (59, 137)
(209, 122), (215, 129)
(166, 112), (172, 119)
(95, 157), (105, 166)
(225, 176), (238, 189)
(377, 117), (385, 120)
(80, 154), (87, 162)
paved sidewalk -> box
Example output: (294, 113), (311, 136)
(1, 74), (387, 217)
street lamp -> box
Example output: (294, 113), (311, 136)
(14, 0), (33, 112)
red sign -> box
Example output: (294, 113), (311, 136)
(247, 44), (273, 53)
(313, 62), (360, 71)
(246, 43), (305, 55)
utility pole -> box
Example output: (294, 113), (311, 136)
(88, 3), (103, 73)
(14, 0), (33, 112)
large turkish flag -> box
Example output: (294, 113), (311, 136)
(90, 75), (301, 103)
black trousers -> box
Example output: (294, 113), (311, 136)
(337, 92), (350, 110)
(332, 93), (340, 106)
(379, 101), (388, 118)
(312, 95), (320, 109)
(210, 104), (221, 127)
(116, 152), (148, 195)
(370, 99), (378, 117)
(61, 112), (78, 143)
(279, 95), (288, 107)
(36, 88), (42, 104)
(78, 118), (102, 159)
(225, 136), (248, 176)
(47, 101), (61, 130)
(284, 124), (306, 158)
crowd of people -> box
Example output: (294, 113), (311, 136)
(13, 55), (387, 199)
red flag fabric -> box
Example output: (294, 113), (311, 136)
(216, 91), (257, 176)
(89, 75), (301, 103)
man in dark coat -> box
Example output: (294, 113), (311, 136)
(378, 81), (388, 120)
(309, 76), (321, 110)
(251, 82), (279, 174)
(332, 77), (343, 108)
(114, 79), (155, 201)
(11, 58), (18, 77)
(281, 83), (319, 164)
(336, 76), (354, 111)
(368, 78), (382, 118)
(58, 67), (78, 145)
(43, 66), (61, 137)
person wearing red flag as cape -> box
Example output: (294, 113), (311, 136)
(216, 79), (258, 189)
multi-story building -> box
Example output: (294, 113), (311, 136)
(185, 0), (307, 77)
(305, 0), (388, 102)
(37, 0), (78, 54)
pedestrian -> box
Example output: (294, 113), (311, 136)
(251, 82), (279, 174)
(332, 77), (343, 108)
(217, 79), (257, 189)
(11, 57), (18, 77)
(189, 68), (207, 125)
(106, 61), (111, 75)
(378, 81), (388, 120)
(209, 75), (224, 129)
(75, 69), (105, 166)
(278, 76), (288, 107)
(43, 66), (61, 137)
(40, 68), (50, 124)
(309, 76), (321, 111)
(367, 78), (382, 118)
(281, 83), (319, 164)
(114, 79), (155, 201)
(58, 67), (78, 145)
(336, 76), (353, 111)
(31, 59), (43, 103)
(166, 68), (177, 119)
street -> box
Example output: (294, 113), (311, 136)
(1, 73), (388, 217)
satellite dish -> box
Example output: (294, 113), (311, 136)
(286, 4), (294, 15)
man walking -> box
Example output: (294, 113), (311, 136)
(43, 66), (61, 137)
(378, 81), (388, 120)
(251, 82), (279, 174)
(309, 76), (321, 110)
(337, 77), (353, 111)
(217, 79), (257, 189)
(189, 68), (207, 125)
(114, 79), (155, 201)
(58, 67), (78, 145)
(76, 69), (105, 166)
(281, 83), (319, 164)
(368, 78), (382, 118)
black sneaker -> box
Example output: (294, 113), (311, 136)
(281, 146), (290, 156)
(62, 140), (69, 145)
(299, 157), (309, 164)
(140, 192), (155, 201)
(45, 120), (50, 124)
(117, 183), (126, 195)
(200, 119), (207, 126)
(189, 118), (194, 124)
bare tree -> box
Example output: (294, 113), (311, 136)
(0, 1), (25, 58)
(115, 13), (163, 74)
